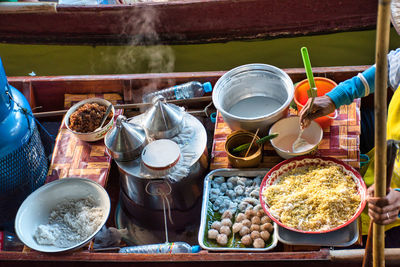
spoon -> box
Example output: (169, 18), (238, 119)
(94, 104), (112, 132)
(292, 47), (318, 152)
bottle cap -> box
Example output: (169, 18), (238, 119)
(191, 245), (201, 253)
(202, 82), (212, 93)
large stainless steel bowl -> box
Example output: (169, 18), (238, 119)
(212, 64), (294, 133)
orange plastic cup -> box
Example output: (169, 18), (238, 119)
(294, 77), (338, 129)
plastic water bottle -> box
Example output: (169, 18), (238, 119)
(119, 242), (201, 254)
(0, 231), (24, 251)
(142, 81), (212, 103)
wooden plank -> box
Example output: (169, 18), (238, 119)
(7, 66), (370, 112)
(0, 0), (377, 45)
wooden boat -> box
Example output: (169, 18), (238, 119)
(0, 0), (378, 45)
(2, 65), (400, 267)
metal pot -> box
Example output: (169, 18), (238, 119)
(212, 63), (294, 133)
(115, 112), (208, 229)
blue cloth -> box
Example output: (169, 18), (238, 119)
(326, 48), (400, 108)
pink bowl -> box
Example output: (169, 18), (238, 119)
(259, 155), (367, 234)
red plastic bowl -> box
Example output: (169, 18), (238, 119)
(259, 155), (367, 234)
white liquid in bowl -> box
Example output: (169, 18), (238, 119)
(274, 134), (315, 153)
(228, 96), (282, 118)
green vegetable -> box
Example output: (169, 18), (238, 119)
(231, 133), (279, 154)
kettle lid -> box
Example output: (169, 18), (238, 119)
(142, 95), (183, 139)
(105, 115), (146, 155)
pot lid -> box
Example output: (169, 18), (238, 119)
(141, 139), (181, 170)
(142, 95), (184, 139)
(105, 115), (146, 155)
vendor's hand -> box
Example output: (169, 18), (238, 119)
(299, 95), (336, 129)
(367, 185), (400, 225)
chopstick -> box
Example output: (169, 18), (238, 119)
(244, 128), (259, 157)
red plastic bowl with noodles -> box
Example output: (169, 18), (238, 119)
(259, 155), (367, 234)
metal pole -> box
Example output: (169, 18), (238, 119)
(373, 0), (392, 266)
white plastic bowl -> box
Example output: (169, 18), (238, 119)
(269, 116), (323, 159)
(65, 98), (115, 142)
(15, 178), (110, 253)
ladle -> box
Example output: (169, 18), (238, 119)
(292, 47), (318, 152)
(95, 104), (112, 132)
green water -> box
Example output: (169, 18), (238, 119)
(1, 29), (400, 76)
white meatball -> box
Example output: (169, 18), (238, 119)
(216, 234), (228, 246)
(222, 210), (233, 219)
(260, 231), (270, 241)
(241, 219), (251, 228)
(260, 223), (273, 232)
(232, 223), (243, 234)
(250, 231), (261, 240)
(250, 224), (260, 232)
(208, 229), (219, 240)
(235, 213), (246, 222)
(253, 238), (265, 248)
(211, 221), (222, 231)
(239, 226), (250, 236)
(220, 225), (231, 236)
(261, 216), (271, 224)
(241, 234), (252, 246)
(251, 216), (261, 225)
(221, 218), (232, 227)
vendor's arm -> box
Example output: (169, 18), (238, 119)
(300, 48), (400, 128)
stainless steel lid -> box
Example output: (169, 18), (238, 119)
(142, 95), (184, 139)
(105, 115), (147, 161)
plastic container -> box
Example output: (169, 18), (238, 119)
(119, 242), (201, 253)
(142, 81), (212, 103)
(0, 231), (24, 251)
(294, 77), (338, 129)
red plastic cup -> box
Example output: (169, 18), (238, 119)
(294, 77), (338, 129)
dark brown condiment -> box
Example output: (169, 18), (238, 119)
(69, 103), (112, 133)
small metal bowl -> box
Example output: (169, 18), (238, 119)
(225, 130), (262, 168)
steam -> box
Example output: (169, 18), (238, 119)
(99, 3), (176, 94)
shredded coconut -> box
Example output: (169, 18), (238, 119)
(34, 196), (105, 248)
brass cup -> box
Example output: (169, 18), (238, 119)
(225, 130), (262, 168)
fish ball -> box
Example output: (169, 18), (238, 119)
(208, 229), (219, 240)
(239, 226), (250, 236)
(250, 231), (260, 240)
(235, 213), (246, 222)
(241, 235), (252, 246)
(241, 219), (251, 228)
(261, 216), (271, 224)
(245, 209), (252, 218)
(250, 224), (260, 232)
(257, 210), (264, 217)
(260, 223), (274, 232)
(260, 231), (270, 241)
(251, 216), (261, 225)
(216, 234), (228, 246)
(221, 218), (232, 227)
(250, 209), (257, 216)
(211, 221), (222, 231)
(253, 238), (265, 248)
(220, 225), (231, 236)
(232, 223), (243, 234)
(222, 210), (233, 219)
